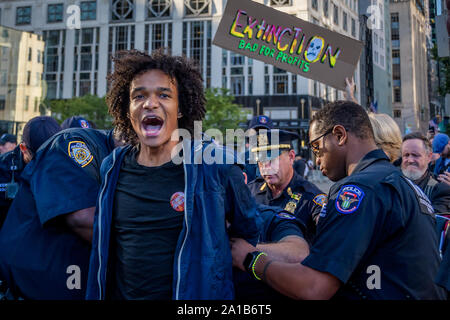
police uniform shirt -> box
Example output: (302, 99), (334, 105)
(0, 128), (116, 299)
(0, 146), (24, 227)
(301, 149), (447, 300)
(248, 171), (326, 242)
(234, 206), (305, 300)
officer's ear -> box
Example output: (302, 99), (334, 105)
(288, 149), (296, 163)
(19, 143), (33, 164)
(332, 125), (348, 147)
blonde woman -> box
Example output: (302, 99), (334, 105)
(368, 113), (403, 163)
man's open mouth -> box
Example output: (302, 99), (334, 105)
(141, 115), (164, 137)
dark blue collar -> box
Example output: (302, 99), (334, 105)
(351, 148), (391, 175)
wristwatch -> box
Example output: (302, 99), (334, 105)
(243, 251), (263, 274)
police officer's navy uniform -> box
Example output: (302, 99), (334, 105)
(233, 205), (306, 300)
(0, 128), (116, 299)
(0, 146), (24, 229)
(301, 149), (447, 299)
(248, 171), (326, 242)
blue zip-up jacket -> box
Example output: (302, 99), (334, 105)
(86, 139), (263, 300)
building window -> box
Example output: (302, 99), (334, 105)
(0, 71), (7, 86)
(391, 13), (400, 49)
(28, 48), (32, 61)
(183, 20), (211, 87)
(43, 30), (65, 100)
(16, 6), (31, 25)
(393, 87), (401, 102)
(108, 25), (135, 73)
(351, 18), (356, 37)
(391, 13), (399, 27)
(273, 68), (288, 95)
(292, 75), (297, 94)
(312, 0), (318, 10)
(27, 71), (31, 85)
(48, 4), (64, 23)
(34, 97), (39, 112)
(265, 67), (270, 95)
(74, 28), (99, 96)
(323, 0), (329, 17)
(25, 96), (29, 111)
(222, 51), (253, 96)
(392, 50), (401, 89)
(0, 95), (5, 110)
(333, 3), (339, 25)
(184, 0), (211, 16)
(394, 110), (401, 118)
(111, 0), (134, 21)
(81, 1), (97, 21)
(148, 0), (171, 18)
(270, 0), (291, 6)
(343, 11), (348, 31)
(145, 23), (172, 53)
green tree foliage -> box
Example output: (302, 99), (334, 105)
(48, 95), (113, 129)
(203, 88), (247, 133)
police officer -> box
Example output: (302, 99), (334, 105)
(0, 117), (61, 229)
(248, 129), (326, 242)
(243, 115), (274, 184)
(61, 116), (96, 129)
(0, 127), (122, 299)
(231, 101), (446, 300)
(0, 134), (17, 155)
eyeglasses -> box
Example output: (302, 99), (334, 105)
(308, 128), (333, 157)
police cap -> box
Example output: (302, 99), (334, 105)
(0, 133), (17, 145)
(250, 129), (299, 162)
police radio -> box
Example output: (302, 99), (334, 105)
(5, 157), (19, 200)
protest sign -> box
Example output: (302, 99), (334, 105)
(213, 0), (363, 90)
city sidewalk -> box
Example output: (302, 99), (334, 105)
(307, 170), (334, 194)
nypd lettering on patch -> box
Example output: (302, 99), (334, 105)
(68, 141), (93, 168)
(277, 212), (296, 220)
(335, 185), (365, 215)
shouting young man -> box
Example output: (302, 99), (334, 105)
(86, 50), (262, 300)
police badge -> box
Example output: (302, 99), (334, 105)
(68, 141), (94, 167)
(257, 132), (269, 147)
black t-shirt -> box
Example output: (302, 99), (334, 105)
(108, 147), (185, 300)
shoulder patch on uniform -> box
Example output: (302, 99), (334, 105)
(277, 212), (296, 220)
(313, 193), (327, 207)
(68, 141), (93, 168)
(335, 185), (365, 215)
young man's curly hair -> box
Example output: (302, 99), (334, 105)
(106, 49), (206, 144)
